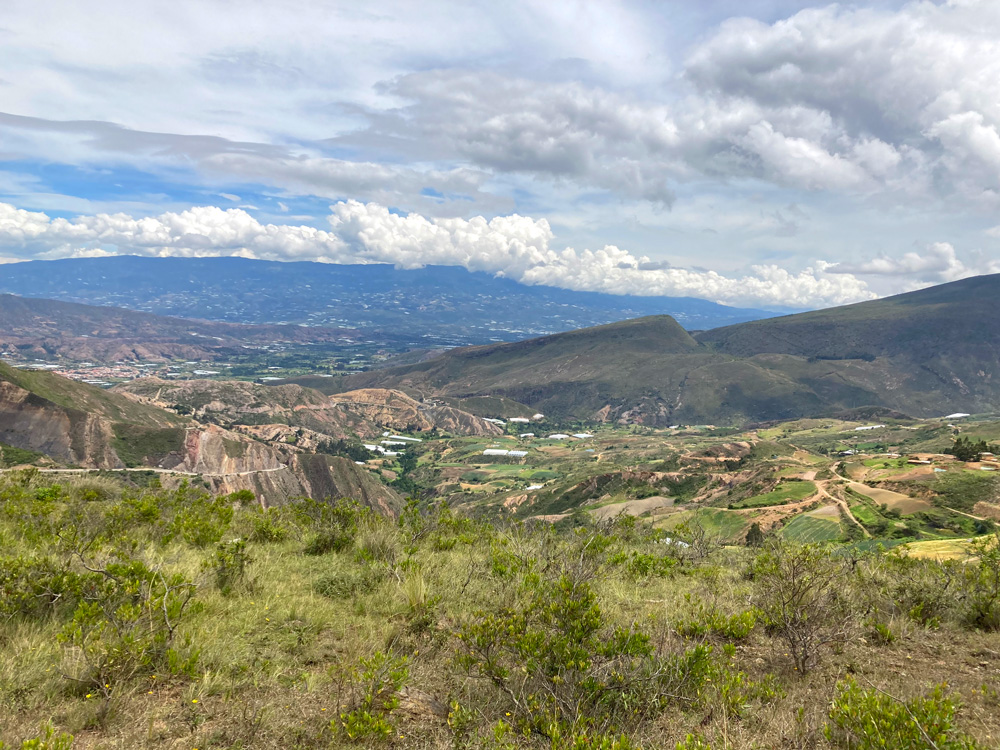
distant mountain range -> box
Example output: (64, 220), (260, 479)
(0, 256), (777, 344)
(0, 293), (364, 361)
(317, 274), (1000, 424)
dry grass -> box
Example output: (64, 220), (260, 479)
(3, 477), (1000, 749)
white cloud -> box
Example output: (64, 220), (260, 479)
(828, 241), (1000, 284)
(0, 199), (875, 308)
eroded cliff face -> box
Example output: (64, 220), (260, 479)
(157, 424), (286, 475)
(329, 388), (503, 436)
(0, 380), (122, 468)
(0, 368), (401, 516)
(164, 453), (402, 517)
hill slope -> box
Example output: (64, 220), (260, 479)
(325, 276), (1000, 424)
(0, 362), (401, 513)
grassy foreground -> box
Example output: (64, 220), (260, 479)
(2, 470), (1000, 749)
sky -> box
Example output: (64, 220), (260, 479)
(1, 0), (999, 309)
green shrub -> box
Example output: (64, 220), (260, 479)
(338, 651), (408, 741)
(246, 509), (289, 543)
(355, 520), (401, 565)
(675, 735), (712, 750)
(961, 534), (1000, 631)
(608, 550), (677, 579)
(824, 677), (986, 749)
(0, 723), (74, 750)
(0, 557), (93, 622)
(57, 558), (198, 694)
(750, 542), (854, 672)
(314, 564), (386, 599)
(172, 496), (233, 548)
(675, 596), (759, 640)
(205, 539), (253, 596)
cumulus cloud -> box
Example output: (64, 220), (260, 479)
(828, 242), (1000, 284)
(331, 1), (1000, 209)
(0, 200), (875, 308)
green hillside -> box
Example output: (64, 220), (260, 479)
(328, 275), (1000, 425)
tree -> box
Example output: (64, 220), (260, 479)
(948, 436), (996, 462)
(745, 522), (765, 547)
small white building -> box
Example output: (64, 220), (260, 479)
(483, 449), (510, 456)
(509, 417), (531, 423)
(547, 433), (570, 439)
(519, 433), (535, 438)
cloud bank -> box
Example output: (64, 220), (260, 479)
(0, 199), (876, 308)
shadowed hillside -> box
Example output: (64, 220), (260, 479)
(322, 276), (1000, 424)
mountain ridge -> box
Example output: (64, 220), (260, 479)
(318, 275), (1000, 424)
(0, 255), (779, 343)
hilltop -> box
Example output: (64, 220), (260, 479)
(325, 275), (1000, 424)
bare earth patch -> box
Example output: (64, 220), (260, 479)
(589, 495), (675, 521)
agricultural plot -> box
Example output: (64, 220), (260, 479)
(730, 480), (816, 509)
(848, 482), (931, 513)
(657, 507), (748, 541)
(848, 502), (884, 527)
(780, 513), (843, 543)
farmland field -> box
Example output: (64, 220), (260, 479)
(730, 480), (816, 509)
(658, 507), (748, 541)
(848, 482), (931, 513)
(780, 513), (843, 542)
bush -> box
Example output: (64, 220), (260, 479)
(172, 496), (233, 548)
(338, 651), (409, 741)
(0, 723), (74, 750)
(825, 677), (987, 749)
(0, 557), (93, 622)
(750, 542), (854, 673)
(356, 520), (401, 565)
(57, 558), (198, 695)
(298, 498), (369, 556)
(675, 596), (759, 641)
(205, 539), (253, 596)
(246, 509), (289, 543)
(315, 563), (386, 599)
(961, 533), (1000, 631)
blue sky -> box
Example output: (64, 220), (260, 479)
(0, 0), (998, 308)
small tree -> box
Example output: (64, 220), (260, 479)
(745, 522), (765, 547)
(751, 542), (854, 673)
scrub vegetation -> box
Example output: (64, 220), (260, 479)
(2, 469), (1000, 749)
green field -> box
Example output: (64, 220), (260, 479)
(849, 502), (884, 527)
(780, 514), (843, 542)
(658, 508), (748, 541)
(731, 481), (816, 509)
